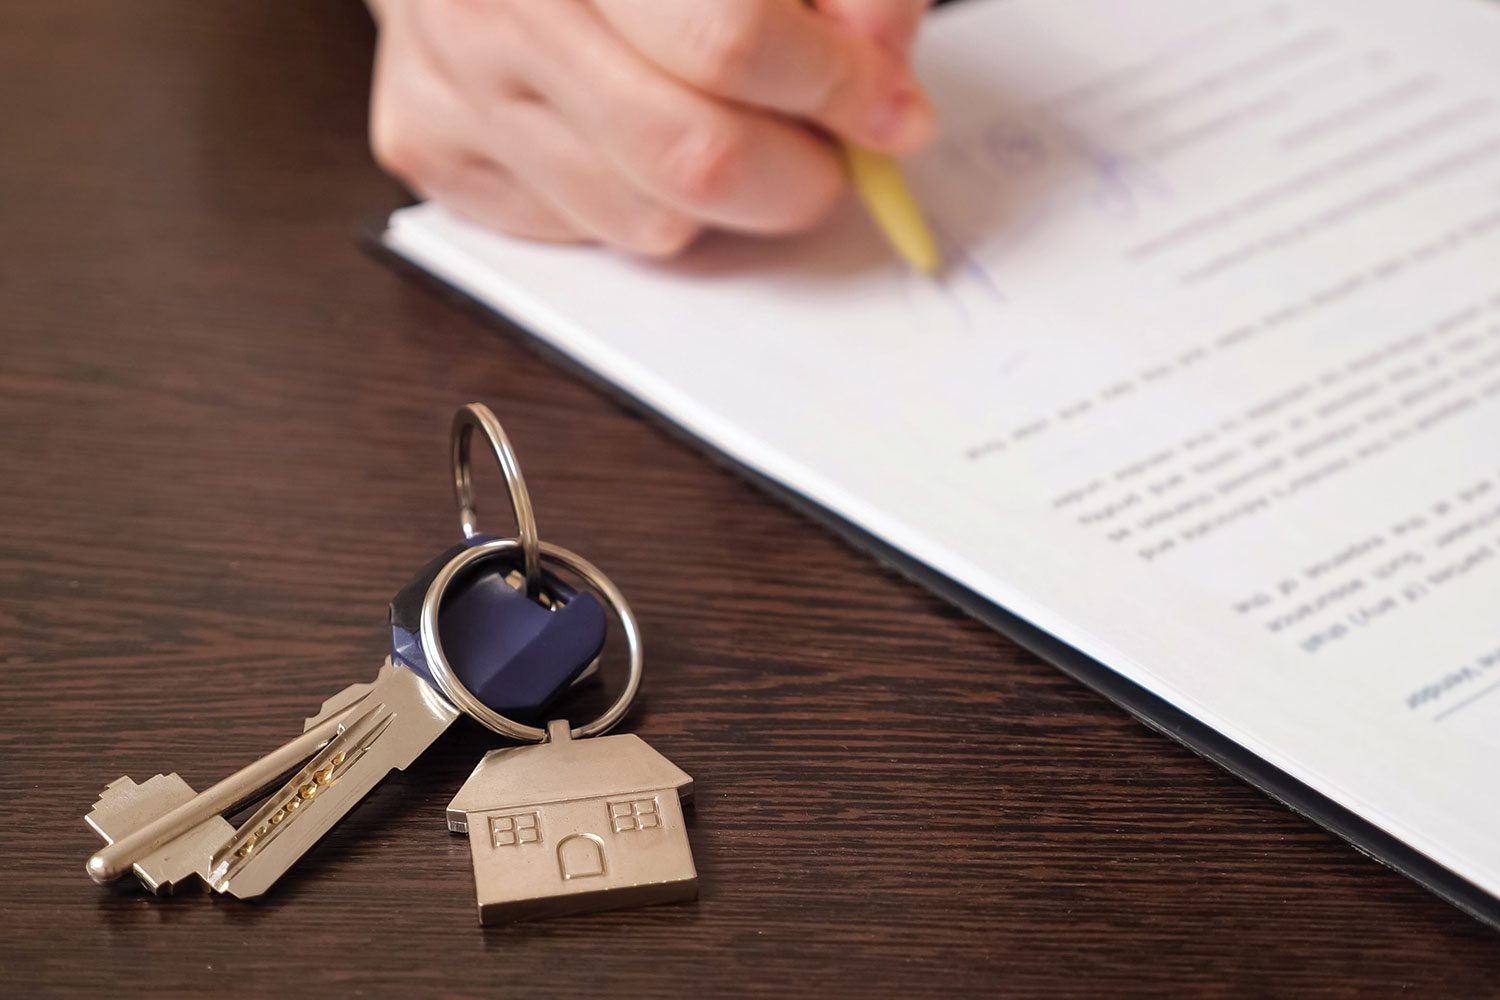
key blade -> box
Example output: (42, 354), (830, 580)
(208, 700), (393, 890)
(209, 662), (459, 899)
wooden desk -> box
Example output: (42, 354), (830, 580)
(2, 2), (1495, 994)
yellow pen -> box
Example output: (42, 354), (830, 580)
(801, 0), (940, 276)
(841, 142), (941, 276)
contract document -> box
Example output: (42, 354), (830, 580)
(381, 0), (1500, 923)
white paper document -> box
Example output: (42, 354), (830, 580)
(384, 0), (1500, 909)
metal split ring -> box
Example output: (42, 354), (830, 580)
(450, 403), (541, 598)
(419, 537), (643, 743)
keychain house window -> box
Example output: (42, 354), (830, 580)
(490, 812), (541, 848)
(609, 798), (660, 833)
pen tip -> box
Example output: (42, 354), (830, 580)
(842, 145), (942, 278)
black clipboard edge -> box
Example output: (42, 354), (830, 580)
(361, 216), (1500, 933)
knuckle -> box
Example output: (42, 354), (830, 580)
(368, 58), (434, 184)
(370, 113), (456, 196)
(684, 1), (769, 92)
(655, 121), (747, 207)
(369, 110), (423, 182)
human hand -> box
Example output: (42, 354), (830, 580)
(366, 0), (935, 256)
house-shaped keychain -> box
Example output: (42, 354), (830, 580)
(446, 720), (697, 923)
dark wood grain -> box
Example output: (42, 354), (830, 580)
(1, 2), (1495, 996)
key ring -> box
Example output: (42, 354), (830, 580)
(451, 403), (542, 598)
(419, 537), (643, 742)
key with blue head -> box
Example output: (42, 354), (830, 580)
(389, 536), (608, 718)
(85, 539), (606, 899)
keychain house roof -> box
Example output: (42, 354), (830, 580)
(446, 722), (696, 923)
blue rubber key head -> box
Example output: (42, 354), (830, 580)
(389, 539), (608, 719)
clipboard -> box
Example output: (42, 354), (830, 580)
(363, 217), (1500, 931)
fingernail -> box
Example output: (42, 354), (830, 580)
(867, 84), (935, 152)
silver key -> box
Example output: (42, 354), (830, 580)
(85, 658), (459, 898)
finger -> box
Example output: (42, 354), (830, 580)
(368, 29), (586, 243)
(377, 7), (698, 254)
(815, 0), (933, 50)
(508, 0), (848, 232)
(477, 99), (702, 257)
(403, 0), (535, 102)
(589, 0), (933, 152)
(416, 155), (590, 245)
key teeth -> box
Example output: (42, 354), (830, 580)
(84, 772), (231, 896)
(88, 774), (165, 818)
(92, 775), (138, 807)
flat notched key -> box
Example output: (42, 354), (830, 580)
(86, 659), (457, 899)
(389, 542), (607, 718)
(85, 697), (368, 890)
